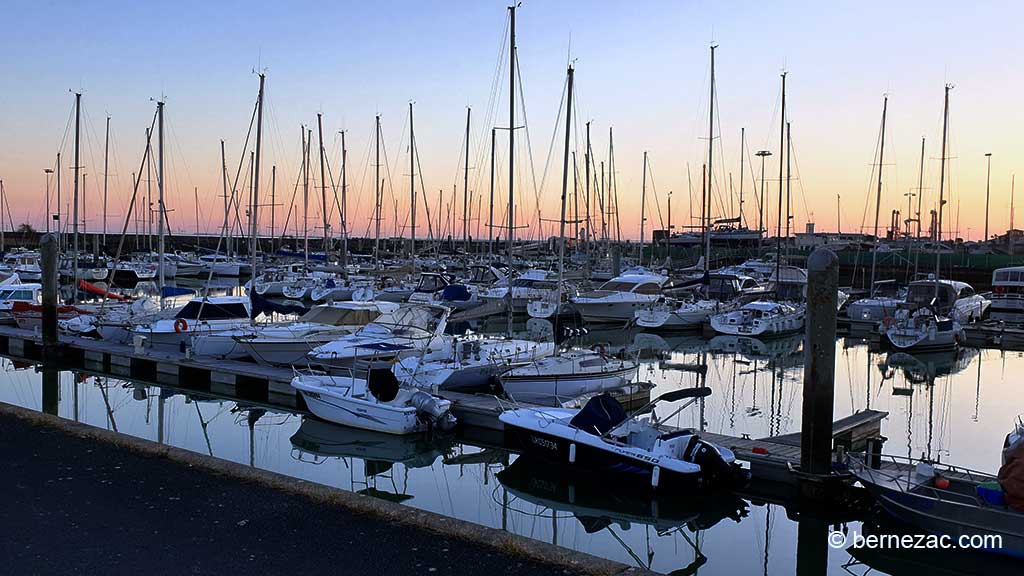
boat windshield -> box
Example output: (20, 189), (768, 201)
(175, 301), (249, 320)
(598, 281), (638, 292)
(0, 288), (37, 301)
(300, 306), (381, 327)
(416, 275), (449, 292)
(907, 284), (955, 308)
(367, 305), (444, 337)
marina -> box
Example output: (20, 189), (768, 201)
(3, 2), (1024, 575)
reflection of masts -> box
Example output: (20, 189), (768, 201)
(927, 378), (935, 460)
(98, 378), (118, 433)
(194, 401), (213, 457)
(974, 351), (981, 422)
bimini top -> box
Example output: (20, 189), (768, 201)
(569, 393), (628, 436)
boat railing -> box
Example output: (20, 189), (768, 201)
(849, 452), (1000, 508)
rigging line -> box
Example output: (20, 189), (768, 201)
(514, 49), (546, 242)
(647, 158), (666, 230)
(531, 71), (569, 240)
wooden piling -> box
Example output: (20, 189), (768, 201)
(801, 247), (839, 476)
(40, 233), (59, 352)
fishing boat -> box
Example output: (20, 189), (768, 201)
(291, 366), (456, 435)
(498, 348), (639, 405)
(225, 300), (399, 365)
(392, 336), (555, 392)
(570, 270), (667, 323)
(848, 452), (1024, 557)
(709, 301), (805, 337)
(499, 390), (746, 489)
(129, 295), (252, 351)
(307, 303), (450, 369)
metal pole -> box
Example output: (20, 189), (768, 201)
(985, 152), (993, 241)
(157, 101), (166, 290)
(800, 247), (838, 475)
(72, 92), (81, 299)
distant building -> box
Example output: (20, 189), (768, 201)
(794, 232), (874, 251)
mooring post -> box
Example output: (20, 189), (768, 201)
(611, 245), (621, 277)
(801, 247), (838, 475)
(40, 233), (59, 352)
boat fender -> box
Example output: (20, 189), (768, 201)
(569, 443), (576, 464)
(934, 475), (950, 490)
(174, 318), (188, 333)
(651, 465), (661, 488)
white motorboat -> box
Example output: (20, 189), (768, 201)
(199, 254), (250, 276)
(904, 277), (989, 324)
(709, 300), (805, 337)
(635, 298), (726, 329)
(214, 300), (399, 365)
(845, 279), (906, 326)
(498, 348), (639, 405)
(570, 270), (667, 323)
(0, 282), (41, 324)
(884, 307), (962, 352)
(407, 272), (482, 311)
(129, 295), (252, 351)
(392, 336), (555, 392)
(2, 251), (42, 281)
(480, 269), (560, 311)
(307, 303), (451, 369)
(109, 260), (157, 283)
(499, 389), (746, 489)
(987, 266), (1024, 323)
(291, 367), (457, 435)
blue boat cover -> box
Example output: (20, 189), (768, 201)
(161, 286), (195, 298)
(441, 284), (471, 302)
(569, 393), (627, 436)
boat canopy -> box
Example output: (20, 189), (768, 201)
(300, 304), (383, 326)
(175, 298), (250, 320)
(569, 393), (628, 436)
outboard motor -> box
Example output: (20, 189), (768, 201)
(683, 435), (737, 484)
(409, 390), (457, 432)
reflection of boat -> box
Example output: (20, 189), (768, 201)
(884, 349), (977, 383)
(289, 416), (451, 471)
(849, 453), (1024, 557)
(500, 390), (745, 489)
(497, 455), (748, 533)
(707, 334), (804, 362)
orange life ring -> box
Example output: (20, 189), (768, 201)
(174, 318), (189, 333)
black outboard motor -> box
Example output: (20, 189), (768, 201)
(683, 435), (738, 484)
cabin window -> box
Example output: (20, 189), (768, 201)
(634, 283), (661, 295)
(996, 271), (1009, 282)
(959, 286), (974, 298)
(598, 281), (638, 292)
(175, 301), (248, 320)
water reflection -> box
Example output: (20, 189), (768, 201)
(1, 334), (1019, 574)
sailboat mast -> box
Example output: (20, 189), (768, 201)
(869, 95), (888, 292)
(463, 106), (471, 253)
(102, 115), (110, 247)
(341, 130), (348, 278)
(584, 121), (591, 259)
(488, 127), (495, 257)
(640, 151), (647, 264)
(374, 114), (381, 268)
(706, 44), (716, 272)
(251, 73), (265, 297)
(557, 65), (574, 299)
(194, 187), (200, 249)
(72, 91), (81, 297)
(936, 85), (951, 296)
(270, 165), (276, 254)
(317, 112), (328, 264)
(302, 126), (309, 271)
(409, 102), (416, 263)
(739, 127), (745, 228)
(775, 72), (786, 288)
(506, 3), (516, 337)
(220, 140), (229, 256)
(157, 100), (166, 290)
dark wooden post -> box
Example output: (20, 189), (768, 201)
(801, 247), (838, 475)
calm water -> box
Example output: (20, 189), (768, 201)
(1, 330), (1017, 575)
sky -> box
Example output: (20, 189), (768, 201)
(2, 0), (1023, 242)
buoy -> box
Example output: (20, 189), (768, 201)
(934, 476), (951, 490)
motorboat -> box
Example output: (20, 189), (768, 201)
(570, 270), (668, 323)
(499, 390), (747, 489)
(218, 300), (399, 365)
(498, 348), (639, 405)
(407, 272), (482, 311)
(291, 366), (456, 435)
(109, 259), (157, 284)
(903, 277), (989, 324)
(709, 301), (805, 337)
(988, 266), (1024, 323)
(480, 269), (560, 311)
(0, 282), (41, 324)
(635, 298), (726, 329)
(2, 250), (42, 281)
(129, 295), (252, 351)
(392, 336), (555, 392)
(848, 451), (1024, 557)
(307, 303), (450, 369)
(199, 254), (250, 276)
(845, 279), (906, 326)
(884, 307), (962, 352)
